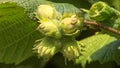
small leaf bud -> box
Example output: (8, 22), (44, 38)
(89, 1), (120, 21)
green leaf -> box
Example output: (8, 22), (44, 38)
(0, 3), (43, 64)
(0, 0), (46, 18)
(75, 34), (118, 67)
(49, 0), (91, 12)
(0, 0), (91, 18)
(90, 40), (120, 64)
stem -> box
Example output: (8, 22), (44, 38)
(84, 20), (120, 35)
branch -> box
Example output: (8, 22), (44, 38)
(84, 20), (120, 35)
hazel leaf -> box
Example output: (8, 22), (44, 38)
(0, 3), (43, 64)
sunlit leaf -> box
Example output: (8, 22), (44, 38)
(76, 34), (118, 67)
(0, 3), (43, 64)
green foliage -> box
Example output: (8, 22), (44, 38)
(90, 40), (120, 64)
(0, 0), (120, 68)
(0, 3), (43, 64)
(0, 0), (46, 18)
(88, 0), (120, 11)
(88, 1), (120, 21)
(76, 34), (118, 67)
(0, 0), (90, 18)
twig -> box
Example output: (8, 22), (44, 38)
(84, 20), (120, 35)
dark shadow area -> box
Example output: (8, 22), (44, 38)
(45, 52), (120, 68)
(75, 28), (100, 40)
(0, 53), (120, 68)
(45, 53), (81, 68)
(0, 56), (42, 68)
(86, 61), (119, 68)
